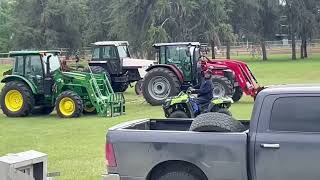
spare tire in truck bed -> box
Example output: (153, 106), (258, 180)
(189, 113), (245, 132)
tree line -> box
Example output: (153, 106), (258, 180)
(0, 0), (319, 60)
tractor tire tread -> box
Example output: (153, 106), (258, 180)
(56, 91), (83, 118)
(143, 68), (180, 106)
(190, 113), (245, 132)
(0, 81), (34, 117)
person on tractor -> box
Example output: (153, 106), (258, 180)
(190, 70), (213, 108)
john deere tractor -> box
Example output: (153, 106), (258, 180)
(0, 51), (125, 118)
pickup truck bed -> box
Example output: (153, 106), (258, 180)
(107, 119), (250, 180)
(105, 85), (320, 180)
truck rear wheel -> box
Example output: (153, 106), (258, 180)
(56, 91), (83, 118)
(232, 86), (243, 102)
(151, 163), (206, 180)
(0, 81), (34, 117)
(168, 110), (189, 118)
(143, 68), (180, 106)
(211, 76), (233, 98)
(190, 113), (244, 132)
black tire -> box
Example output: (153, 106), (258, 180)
(232, 86), (243, 102)
(211, 76), (233, 98)
(112, 83), (129, 92)
(0, 81), (34, 117)
(169, 110), (189, 118)
(83, 104), (96, 114)
(135, 80), (143, 95)
(142, 68), (181, 106)
(190, 113), (245, 132)
(150, 164), (206, 180)
(216, 108), (232, 116)
(56, 91), (83, 118)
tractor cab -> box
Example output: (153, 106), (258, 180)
(8, 51), (61, 95)
(153, 42), (201, 84)
(90, 41), (130, 75)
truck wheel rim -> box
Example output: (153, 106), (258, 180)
(212, 83), (226, 97)
(148, 76), (171, 100)
(59, 97), (75, 116)
(5, 90), (23, 112)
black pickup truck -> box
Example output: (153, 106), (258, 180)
(104, 84), (320, 180)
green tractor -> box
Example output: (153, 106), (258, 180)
(0, 51), (125, 118)
(163, 90), (233, 118)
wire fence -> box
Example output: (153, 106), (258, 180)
(1, 39), (320, 64)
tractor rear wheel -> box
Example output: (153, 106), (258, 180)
(232, 86), (243, 102)
(1, 81), (34, 117)
(142, 68), (181, 106)
(211, 76), (233, 98)
(56, 91), (83, 118)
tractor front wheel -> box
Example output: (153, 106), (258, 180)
(232, 87), (243, 102)
(56, 91), (83, 118)
(211, 76), (233, 98)
(0, 81), (34, 117)
(142, 68), (181, 106)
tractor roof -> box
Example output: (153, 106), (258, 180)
(153, 42), (200, 47)
(92, 41), (129, 46)
(9, 50), (60, 57)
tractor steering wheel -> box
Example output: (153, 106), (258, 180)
(199, 55), (210, 62)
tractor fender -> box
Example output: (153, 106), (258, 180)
(146, 64), (184, 83)
(1, 75), (37, 94)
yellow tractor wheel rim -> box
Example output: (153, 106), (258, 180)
(59, 97), (76, 116)
(5, 90), (24, 112)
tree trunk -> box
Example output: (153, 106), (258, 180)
(303, 39), (308, 58)
(261, 41), (267, 61)
(211, 40), (215, 59)
(226, 41), (231, 59)
(291, 33), (296, 60)
(300, 42), (304, 59)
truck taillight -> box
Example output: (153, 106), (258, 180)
(105, 142), (117, 167)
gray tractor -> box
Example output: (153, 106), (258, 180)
(88, 41), (154, 92)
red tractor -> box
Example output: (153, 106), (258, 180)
(142, 42), (262, 105)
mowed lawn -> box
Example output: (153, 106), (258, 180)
(1, 54), (320, 180)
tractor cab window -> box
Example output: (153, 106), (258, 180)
(42, 54), (60, 74)
(117, 45), (130, 58)
(102, 46), (117, 59)
(92, 47), (100, 59)
(25, 55), (43, 77)
(166, 46), (190, 64)
(13, 56), (24, 75)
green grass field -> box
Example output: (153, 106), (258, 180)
(1, 54), (320, 179)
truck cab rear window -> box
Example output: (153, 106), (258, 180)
(270, 96), (320, 132)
